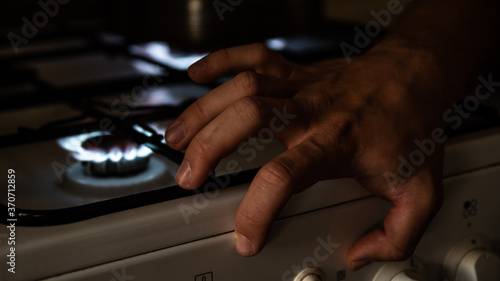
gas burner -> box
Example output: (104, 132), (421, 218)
(58, 132), (153, 177)
(62, 156), (173, 197)
(56, 130), (177, 197)
(81, 135), (150, 176)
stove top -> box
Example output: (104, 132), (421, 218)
(1, 29), (499, 228)
(0, 30), (356, 226)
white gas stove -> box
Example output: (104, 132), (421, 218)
(1, 34), (500, 281)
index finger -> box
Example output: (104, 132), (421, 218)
(188, 43), (297, 83)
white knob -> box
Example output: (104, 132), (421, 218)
(301, 274), (323, 281)
(443, 235), (500, 281)
(372, 257), (427, 281)
(392, 270), (426, 281)
(294, 268), (325, 281)
(456, 249), (500, 281)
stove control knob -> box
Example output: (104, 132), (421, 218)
(293, 268), (325, 281)
(443, 235), (500, 281)
(301, 274), (322, 281)
(372, 257), (427, 281)
(391, 270), (426, 281)
(456, 250), (500, 281)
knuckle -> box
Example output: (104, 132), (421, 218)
(308, 92), (335, 111)
(304, 137), (328, 160)
(232, 96), (266, 124)
(234, 71), (260, 97)
(187, 101), (208, 122)
(218, 47), (232, 63)
(311, 125), (358, 170)
(190, 134), (212, 158)
(258, 160), (294, 191)
(316, 122), (352, 149)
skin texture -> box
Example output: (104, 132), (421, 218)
(165, 0), (500, 271)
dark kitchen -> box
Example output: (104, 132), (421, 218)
(1, 0), (500, 280)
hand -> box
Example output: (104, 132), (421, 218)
(165, 43), (451, 270)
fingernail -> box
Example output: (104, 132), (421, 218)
(188, 59), (207, 74)
(165, 122), (186, 145)
(351, 260), (370, 271)
(235, 233), (254, 256)
(176, 160), (191, 188)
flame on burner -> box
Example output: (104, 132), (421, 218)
(58, 132), (152, 163)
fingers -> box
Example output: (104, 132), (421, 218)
(234, 137), (331, 256)
(165, 72), (298, 150)
(175, 97), (304, 189)
(188, 43), (297, 83)
(346, 173), (443, 270)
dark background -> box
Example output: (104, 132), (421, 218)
(0, 0), (330, 52)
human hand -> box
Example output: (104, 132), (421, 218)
(165, 43), (452, 270)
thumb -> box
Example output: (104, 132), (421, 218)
(346, 173), (443, 270)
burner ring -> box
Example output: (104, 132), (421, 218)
(61, 156), (176, 197)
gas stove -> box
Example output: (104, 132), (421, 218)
(1, 30), (500, 281)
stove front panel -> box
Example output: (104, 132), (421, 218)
(30, 164), (500, 281)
